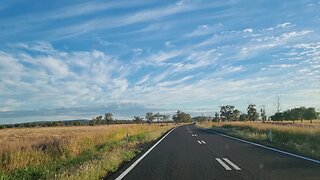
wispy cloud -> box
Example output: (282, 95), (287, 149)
(1, 1), (320, 122)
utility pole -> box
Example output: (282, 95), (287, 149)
(276, 96), (281, 113)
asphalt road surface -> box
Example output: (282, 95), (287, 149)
(113, 124), (320, 180)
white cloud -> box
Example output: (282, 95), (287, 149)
(0, 43), (130, 111)
(276, 22), (292, 28)
(187, 24), (223, 37)
(243, 28), (253, 33)
(51, 2), (197, 39)
(165, 41), (174, 47)
(132, 48), (143, 55)
(268, 64), (297, 68)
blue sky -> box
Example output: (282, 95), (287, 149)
(1, 0), (320, 123)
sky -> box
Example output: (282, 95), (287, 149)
(1, 0), (320, 123)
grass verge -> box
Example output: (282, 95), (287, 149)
(197, 122), (320, 160)
(0, 124), (176, 179)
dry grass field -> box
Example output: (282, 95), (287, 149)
(0, 124), (176, 179)
(198, 121), (320, 160)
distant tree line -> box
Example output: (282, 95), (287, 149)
(90, 113), (115, 126)
(132, 112), (172, 124)
(206, 104), (319, 123)
(209, 104), (260, 122)
(270, 107), (319, 123)
(0, 111), (175, 129)
(0, 120), (91, 129)
(193, 116), (213, 122)
(2, 105), (318, 129)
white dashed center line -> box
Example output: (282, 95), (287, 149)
(215, 158), (232, 170)
(215, 158), (242, 171)
(223, 158), (241, 170)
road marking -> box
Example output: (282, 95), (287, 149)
(216, 158), (232, 170)
(115, 127), (176, 180)
(192, 134), (197, 137)
(201, 140), (206, 144)
(197, 140), (202, 144)
(223, 158), (241, 170)
(199, 127), (320, 164)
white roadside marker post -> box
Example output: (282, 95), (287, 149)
(269, 129), (272, 142)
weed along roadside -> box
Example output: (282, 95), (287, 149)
(197, 122), (320, 161)
(0, 124), (176, 179)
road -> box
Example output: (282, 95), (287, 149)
(112, 124), (320, 180)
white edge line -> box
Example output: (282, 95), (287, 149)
(115, 127), (176, 180)
(198, 126), (320, 164)
(223, 158), (241, 170)
(216, 158), (232, 170)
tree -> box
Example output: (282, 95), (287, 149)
(239, 114), (247, 121)
(291, 107), (304, 122)
(154, 113), (161, 123)
(162, 114), (170, 122)
(270, 112), (284, 122)
(260, 107), (267, 122)
(283, 110), (293, 122)
(247, 104), (259, 121)
(96, 115), (103, 125)
(269, 106), (317, 123)
(232, 109), (241, 121)
(172, 110), (192, 123)
(219, 105), (235, 121)
(90, 115), (103, 126)
(73, 121), (81, 126)
(303, 107), (317, 123)
(104, 113), (113, 125)
(133, 116), (144, 124)
(145, 112), (155, 123)
(213, 112), (220, 122)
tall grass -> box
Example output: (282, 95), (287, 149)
(0, 124), (175, 179)
(198, 121), (320, 160)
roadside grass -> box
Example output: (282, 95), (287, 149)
(197, 121), (320, 160)
(0, 124), (175, 179)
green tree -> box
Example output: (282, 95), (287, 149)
(270, 112), (284, 122)
(145, 112), (155, 123)
(291, 107), (304, 122)
(303, 107), (317, 123)
(104, 113), (113, 125)
(213, 112), (220, 122)
(154, 113), (161, 123)
(96, 115), (103, 125)
(162, 114), (170, 122)
(172, 110), (192, 123)
(260, 107), (267, 122)
(73, 121), (81, 126)
(283, 110), (293, 122)
(232, 109), (241, 121)
(247, 104), (259, 121)
(239, 113), (247, 121)
(133, 116), (144, 124)
(219, 105), (235, 121)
